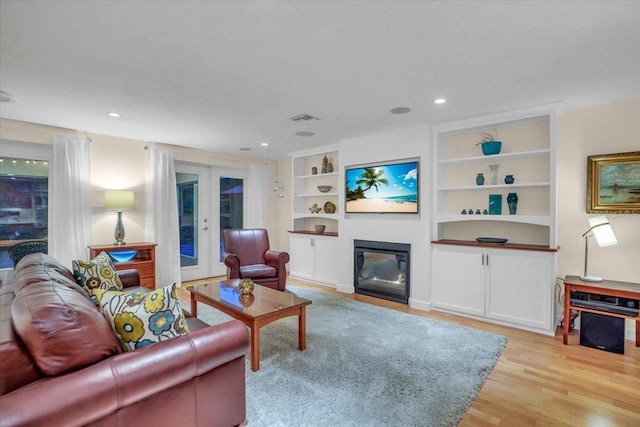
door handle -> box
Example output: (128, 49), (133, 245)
(201, 226), (209, 231)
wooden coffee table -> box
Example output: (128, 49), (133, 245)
(188, 279), (312, 371)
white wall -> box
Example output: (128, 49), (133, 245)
(556, 98), (640, 283)
(336, 125), (432, 309)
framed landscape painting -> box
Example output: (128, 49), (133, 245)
(586, 151), (640, 213)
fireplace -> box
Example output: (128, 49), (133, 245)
(354, 240), (410, 304)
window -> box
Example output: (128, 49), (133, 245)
(0, 156), (49, 268)
(219, 176), (243, 261)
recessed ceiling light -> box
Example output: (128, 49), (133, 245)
(108, 112), (121, 118)
(390, 107), (411, 114)
(239, 147), (251, 151)
(296, 131), (315, 137)
(434, 98), (446, 104)
(0, 90), (16, 103)
(261, 142), (269, 147)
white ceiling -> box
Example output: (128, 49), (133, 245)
(1, 1), (639, 158)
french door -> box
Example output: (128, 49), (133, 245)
(176, 162), (245, 281)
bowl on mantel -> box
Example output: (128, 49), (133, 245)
(317, 185), (332, 193)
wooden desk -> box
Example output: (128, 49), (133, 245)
(563, 275), (640, 347)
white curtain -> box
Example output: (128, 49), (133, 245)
(246, 163), (269, 228)
(145, 147), (181, 286)
(50, 136), (92, 267)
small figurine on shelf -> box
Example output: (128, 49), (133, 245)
(321, 156), (329, 173)
(461, 209), (467, 214)
(309, 203), (321, 214)
(312, 166), (318, 175)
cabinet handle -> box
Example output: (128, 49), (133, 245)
(486, 253), (489, 266)
(310, 239), (315, 247)
(481, 253), (485, 265)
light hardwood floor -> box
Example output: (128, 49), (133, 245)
(179, 276), (640, 426)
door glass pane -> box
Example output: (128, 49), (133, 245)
(177, 173), (198, 267)
(0, 157), (49, 269)
(220, 177), (243, 261)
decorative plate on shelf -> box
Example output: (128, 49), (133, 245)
(476, 237), (508, 244)
(323, 201), (336, 214)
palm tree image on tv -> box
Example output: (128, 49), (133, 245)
(346, 161), (418, 213)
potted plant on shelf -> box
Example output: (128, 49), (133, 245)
(474, 128), (502, 155)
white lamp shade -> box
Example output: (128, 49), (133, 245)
(588, 215), (617, 247)
(104, 190), (135, 211)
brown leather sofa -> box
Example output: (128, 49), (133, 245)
(0, 253), (250, 427)
(222, 228), (290, 291)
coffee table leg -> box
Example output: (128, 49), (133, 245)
(298, 306), (306, 351)
(250, 323), (260, 372)
(190, 293), (198, 318)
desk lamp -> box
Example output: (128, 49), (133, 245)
(104, 190), (135, 245)
(580, 215), (617, 282)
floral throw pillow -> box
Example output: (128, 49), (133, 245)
(73, 251), (123, 294)
(94, 283), (190, 351)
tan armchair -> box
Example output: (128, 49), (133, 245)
(222, 228), (289, 291)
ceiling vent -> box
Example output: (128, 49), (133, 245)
(289, 113), (319, 122)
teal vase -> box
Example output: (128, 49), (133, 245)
(476, 173), (485, 186)
(507, 192), (518, 215)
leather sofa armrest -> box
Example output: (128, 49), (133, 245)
(117, 269), (140, 288)
(265, 250), (290, 268)
(223, 253), (240, 278)
(0, 320), (250, 427)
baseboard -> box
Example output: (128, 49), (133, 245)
(409, 298), (432, 312)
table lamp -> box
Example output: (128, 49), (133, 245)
(104, 190), (135, 245)
(580, 215), (617, 282)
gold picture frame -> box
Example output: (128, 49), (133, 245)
(586, 151), (640, 213)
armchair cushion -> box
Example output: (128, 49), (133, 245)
(239, 264), (277, 279)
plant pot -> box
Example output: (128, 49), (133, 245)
(481, 141), (502, 155)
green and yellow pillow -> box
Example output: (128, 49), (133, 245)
(73, 251), (123, 294)
(94, 283), (189, 351)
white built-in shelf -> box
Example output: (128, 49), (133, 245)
(436, 214), (551, 226)
(438, 182), (550, 191)
(438, 148), (550, 165)
(293, 213), (338, 220)
(293, 192), (339, 198)
(294, 172), (339, 180)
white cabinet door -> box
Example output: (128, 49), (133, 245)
(289, 235), (315, 281)
(432, 245), (485, 316)
(314, 238), (339, 285)
(485, 249), (553, 331)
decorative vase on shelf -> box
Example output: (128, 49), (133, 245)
(504, 174), (515, 184)
(476, 173), (485, 186)
(507, 192), (518, 215)
(489, 165), (499, 185)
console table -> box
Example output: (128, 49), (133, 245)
(563, 275), (640, 347)
(88, 242), (157, 290)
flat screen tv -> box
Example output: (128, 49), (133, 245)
(345, 159), (419, 214)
